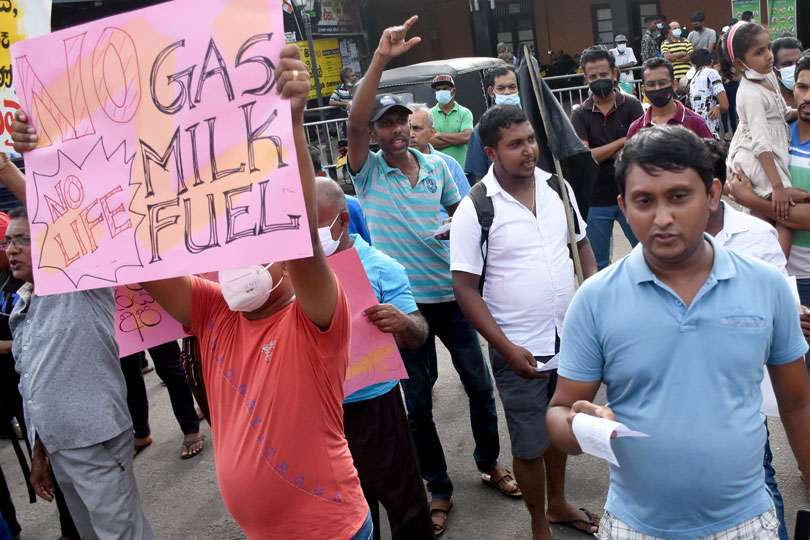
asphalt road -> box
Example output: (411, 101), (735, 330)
(2, 229), (809, 539)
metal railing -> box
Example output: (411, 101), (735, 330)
(303, 68), (648, 175)
(303, 106), (350, 182)
(547, 67), (646, 116)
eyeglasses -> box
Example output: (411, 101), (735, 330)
(643, 79), (673, 91)
(1, 235), (31, 250)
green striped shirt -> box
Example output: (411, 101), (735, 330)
(788, 122), (810, 278)
(351, 148), (461, 303)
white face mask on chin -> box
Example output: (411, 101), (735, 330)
(318, 214), (344, 257)
(219, 264), (283, 312)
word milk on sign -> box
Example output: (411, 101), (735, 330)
(12, 0), (311, 295)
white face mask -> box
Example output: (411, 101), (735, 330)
(617, 43), (627, 53)
(778, 65), (796, 90)
(494, 92), (521, 108)
(741, 62), (769, 81)
(219, 264), (282, 312)
(671, 28), (682, 38)
(318, 214), (344, 257)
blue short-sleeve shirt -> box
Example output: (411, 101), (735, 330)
(559, 235), (807, 539)
(431, 146), (470, 222)
(344, 234), (418, 404)
(351, 148), (461, 303)
(346, 195), (372, 244)
(464, 125), (491, 180)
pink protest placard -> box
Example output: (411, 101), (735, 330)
(114, 284), (187, 357)
(11, 0), (311, 295)
(328, 247), (408, 397)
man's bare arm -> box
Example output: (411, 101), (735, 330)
(547, 378), (606, 454)
(279, 47), (338, 330)
(578, 238), (598, 278)
(0, 155), (27, 204)
(142, 277), (193, 328)
(432, 130), (472, 147)
(347, 16), (421, 173)
(586, 137), (626, 164)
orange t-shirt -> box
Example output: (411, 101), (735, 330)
(190, 277), (367, 539)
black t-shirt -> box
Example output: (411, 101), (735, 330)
(0, 273), (23, 417)
(0, 273), (23, 341)
(571, 92), (643, 207)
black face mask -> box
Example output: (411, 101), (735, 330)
(590, 78), (614, 98)
(646, 86), (673, 107)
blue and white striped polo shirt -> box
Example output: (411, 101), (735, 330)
(351, 148), (461, 303)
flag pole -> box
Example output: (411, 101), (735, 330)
(523, 45), (584, 285)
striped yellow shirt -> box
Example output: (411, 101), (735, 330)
(660, 38), (694, 79)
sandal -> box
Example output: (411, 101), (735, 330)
(429, 498), (453, 537)
(481, 467), (523, 498)
(134, 436), (152, 457)
(549, 507), (599, 536)
(180, 434), (206, 460)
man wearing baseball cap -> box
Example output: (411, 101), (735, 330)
(430, 74), (474, 169)
(348, 16), (517, 537)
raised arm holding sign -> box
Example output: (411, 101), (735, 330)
(11, 0), (314, 296)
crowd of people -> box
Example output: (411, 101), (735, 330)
(0, 9), (809, 540)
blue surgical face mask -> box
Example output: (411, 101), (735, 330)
(435, 90), (453, 105)
(778, 65), (796, 91)
(494, 92), (521, 108)
(671, 28), (682, 38)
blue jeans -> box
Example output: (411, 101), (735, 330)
(764, 420), (788, 540)
(350, 512), (374, 540)
(586, 205), (638, 270)
(400, 301), (500, 500)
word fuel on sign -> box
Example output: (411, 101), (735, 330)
(12, 0), (309, 294)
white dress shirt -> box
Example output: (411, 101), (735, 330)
(713, 201), (787, 273)
(450, 167), (586, 356)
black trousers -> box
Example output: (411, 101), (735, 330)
(0, 359), (80, 539)
(343, 385), (434, 540)
(120, 341), (199, 438)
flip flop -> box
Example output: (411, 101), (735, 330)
(134, 436), (152, 457)
(481, 468), (523, 498)
(180, 434), (206, 460)
(549, 507), (599, 536)
(430, 498), (453, 537)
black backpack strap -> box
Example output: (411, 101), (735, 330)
(468, 181), (494, 295)
(545, 174), (581, 235)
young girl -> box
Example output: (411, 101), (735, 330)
(725, 22), (798, 254)
(688, 48), (729, 138)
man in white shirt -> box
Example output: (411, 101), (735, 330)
(609, 35), (637, 85)
(709, 200), (786, 271)
(450, 105), (598, 539)
(703, 139), (790, 540)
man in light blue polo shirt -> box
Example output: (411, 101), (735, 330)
(547, 126), (810, 540)
(408, 104), (471, 223)
(347, 17), (516, 537)
(316, 177), (433, 540)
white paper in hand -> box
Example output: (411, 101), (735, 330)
(432, 222), (452, 238)
(534, 354), (559, 372)
(760, 367), (779, 417)
(572, 413), (648, 467)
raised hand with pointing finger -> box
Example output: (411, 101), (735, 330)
(375, 15), (422, 61)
